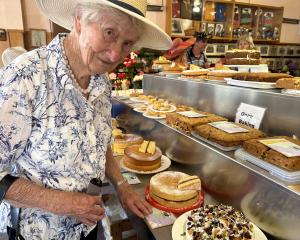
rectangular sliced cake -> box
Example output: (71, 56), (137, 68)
(166, 111), (227, 134)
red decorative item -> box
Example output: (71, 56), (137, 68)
(118, 72), (126, 79)
(145, 186), (204, 215)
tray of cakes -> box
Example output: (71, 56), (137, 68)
(276, 77), (300, 96)
(166, 110), (227, 135)
(146, 171), (204, 214)
(235, 136), (300, 183)
(120, 141), (171, 174)
(172, 204), (267, 240)
(225, 72), (292, 89)
(192, 121), (265, 151)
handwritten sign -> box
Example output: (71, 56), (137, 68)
(235, 103), (266, 129)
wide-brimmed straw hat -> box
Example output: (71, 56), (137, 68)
(1, 46), (27, 66)
(35, 0), (172, 50)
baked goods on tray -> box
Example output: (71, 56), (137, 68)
(243, 136), (300, 171)
(207, 70), (238, 80)
(225, 49), (261, 65)
(166, 111), (227, 134)
(124, 141), (162, 171)
(233, 72), (292, 83)
(193, 122), (265, 147)
(186, 204), (254, 240)
(276, 77), (300, 90)
(182, 69), (209, 76)
(149, 171), (201, 208)
(112, 133), (143, 155)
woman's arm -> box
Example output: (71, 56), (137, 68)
(5, 178), (105, 226)
(105, 146), (152, 218)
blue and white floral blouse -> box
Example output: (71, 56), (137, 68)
(0, 34), (112, 239)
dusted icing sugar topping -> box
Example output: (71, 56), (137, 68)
(186, 204), (254, 240)
(150, 171), (197, 196)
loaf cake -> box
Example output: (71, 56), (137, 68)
(225, 49), (261, 65)
(112, 133), (143, 155)
(243, 136), (300, 171)
(186, 204), (254, 240)
(233, 72), (292, 83)
(276, 77), (300, 90)
(166, 111), (227, 134)
(193, 122), (265, 147)
(149, 171), (201, 208)
(123, 141), (161, 171)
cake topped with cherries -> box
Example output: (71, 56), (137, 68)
(186, 204), (254, 240)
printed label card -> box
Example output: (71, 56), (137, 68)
(178, 111), (207, 118)
(209, 121), (249, 134)
(145, 208), (176, 229)
(122, 172), (141, 185)
(259, 139), (300, 157)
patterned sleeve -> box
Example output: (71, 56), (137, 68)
(0, 64), (33, 181)
(103, 75), (113, 146)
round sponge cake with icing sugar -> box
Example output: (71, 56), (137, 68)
(150, 171), (198, 202)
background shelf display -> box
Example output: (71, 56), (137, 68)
(168, 0), (284, 43)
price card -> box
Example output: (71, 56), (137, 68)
(209, 121), (249, 134)
(235, 103), (266, 129)
(145, 208), (176, 229)
(259, 138), (300, 157)
(178, 111), (207, 118)
(122, 172), (141, 185)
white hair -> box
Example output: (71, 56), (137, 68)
(74, 3), (143, 37)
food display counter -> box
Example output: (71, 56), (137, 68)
(114, 74), (300, 240)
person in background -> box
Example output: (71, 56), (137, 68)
(1, 46), (27, 66)
(237, 34), (255, 50)
(0, 0), (171, 239)
(186, 31), (211, 68)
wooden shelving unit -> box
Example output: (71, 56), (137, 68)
(166, 0), (284, 43)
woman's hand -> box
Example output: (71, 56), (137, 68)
(117, 184), (152, 218)
(51, 191), (105, 226)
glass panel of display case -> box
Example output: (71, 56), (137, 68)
(206, 44), (215, 54)
(228, 44), (236, 50)
(233, 4), (258, 39)
(255, 7), (283, 41)
(203, 0), (234, 39)
(296, 48), (300, 56)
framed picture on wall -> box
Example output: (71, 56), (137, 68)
(172, 18), (184, 36)
(0, 29), (7, 41)
(30, 29), (47, 48)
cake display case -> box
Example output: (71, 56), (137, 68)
(114, 74), (300, 240)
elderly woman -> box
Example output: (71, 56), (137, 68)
(0, 0), (171, 239)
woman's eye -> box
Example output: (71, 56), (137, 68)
(103, 29), (116, 41)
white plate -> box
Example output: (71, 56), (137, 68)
(148, 104), (176, 113)
(142, 112), (166, 119)
(129, 97), (149, 103)
(172, 210), (267, 240)
(133, 106), (148, 113)
(191, 131), (241, 151)
(281, 89), (300, 96)
(120, 155), (171, 174)
(235, 148), (300, 183)
(225, 78), (277, 89)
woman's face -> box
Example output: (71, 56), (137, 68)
(76, 14), (140, 74)
(238, 40), (250, 50)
